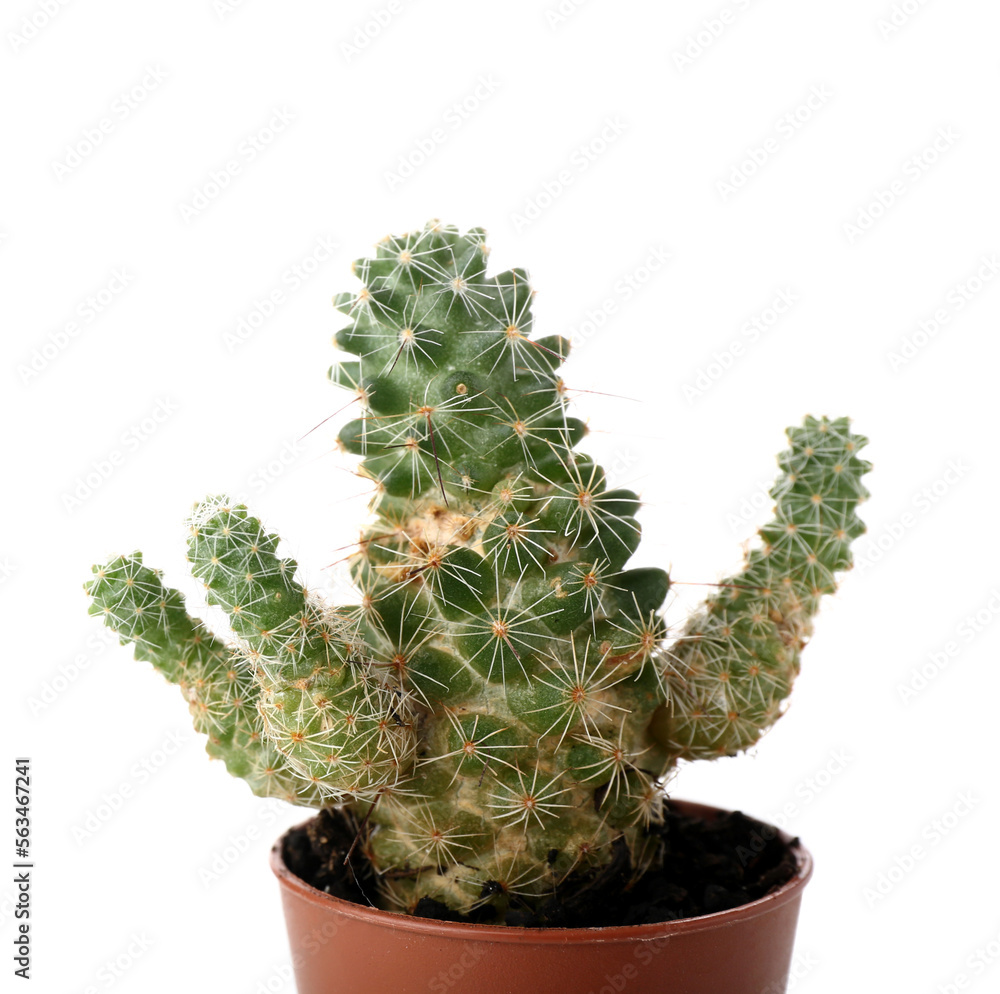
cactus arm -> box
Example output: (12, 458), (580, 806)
(654, 416), (871, 759)
(186, 497), (417, 801)
(84, 554), (322, 803)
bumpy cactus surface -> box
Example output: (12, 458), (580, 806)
(86, 221), (871, 919)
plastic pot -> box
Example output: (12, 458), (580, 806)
(270, 799), (812, 994)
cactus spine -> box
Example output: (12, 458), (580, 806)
(86, 221), (870, 920)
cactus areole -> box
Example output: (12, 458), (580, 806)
(86, 221), (870, 923)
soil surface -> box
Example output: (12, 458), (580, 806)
(281, 802), (799, 928)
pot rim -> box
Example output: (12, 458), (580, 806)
(269, 798), (813, 944)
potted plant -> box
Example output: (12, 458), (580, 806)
(85, 221), (870, 994)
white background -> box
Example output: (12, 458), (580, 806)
(3, 1), (999, 991)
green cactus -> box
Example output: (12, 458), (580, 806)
(85, 221), (871, 920)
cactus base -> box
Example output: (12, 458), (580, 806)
(280, 800), (799, 927)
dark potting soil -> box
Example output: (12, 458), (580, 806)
(281, 802), (799, 928)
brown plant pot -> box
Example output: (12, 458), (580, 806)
(270, 799), (812, 994)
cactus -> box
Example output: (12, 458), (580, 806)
(85, 221), (870, 920)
